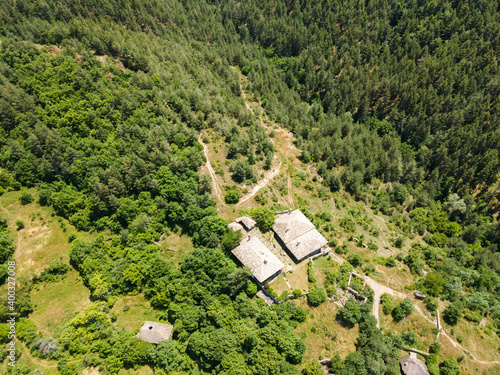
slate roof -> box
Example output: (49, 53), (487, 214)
(228, 221), (243, 232)
(273, 209), (328, 260)
(235, 215), (256, 230)
(136, 321), (173, 344)
(232, 235), (284, 284)
(273, 210), (315, 244)
(400, 354), (430, 375)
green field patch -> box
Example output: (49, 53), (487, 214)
(110, 295), (157, 333)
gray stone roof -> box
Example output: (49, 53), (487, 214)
(273, 209), (328, 260)
(273, 209), (315, 244)
(228, 221), (243, 232)
(136, 321), (173, 344)
(400, 354), (430, 375)
(235, 215), (256, 230)
(232, 235), (284, 284)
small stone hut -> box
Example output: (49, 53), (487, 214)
(400, 353), (430, 375)
(136, 321), (173, 344)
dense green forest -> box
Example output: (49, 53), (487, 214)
(0, 0), (499, 374)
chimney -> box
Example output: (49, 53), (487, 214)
(288, 209), (291, 214)
(248, 235), (251, 241)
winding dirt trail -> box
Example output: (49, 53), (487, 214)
(198, 136), (224, 203)
(328, 252), (500, 365)
(237, 161), (282, 205)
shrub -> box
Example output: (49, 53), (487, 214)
(337, 299), (361, 326)
(335, 243), (349, 254)
(395, 236), (405, 248)
(443, 302), (463, 326)
(463, 309), (481, 323)
(224, 189), (241, 204)
(385, 256), (396, 267)
(35, 263), (70, 283)
(392, 298), (414, 322)
(364, 263), (376, 275)
(279, 291), (289, 301)
(293, 289), (303, 298)
(16, 220), (25, 230)
(439, 358), (460, 375)
(326, 285), (337, 296)
(307, 288), (327, 307)
(19, 192), (34, 205)
(425, 297), (439, 315)
(307, 262), (316, 283)
(380, 293), (394, 315)
(347, 253), (363, 267)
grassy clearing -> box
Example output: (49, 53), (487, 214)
(286, 262), (310, 292)
(157, 232), (194, 266)
(30, 270), (91, 336)
(292, 298), (359, 367)
(380, 305), (436, 351)
(269, 273), (290, 295)
(110, 294), (157, 333)
(0, 342), (62, 375)
(0, 189), (94, 277)
(447, 319), (500, 363)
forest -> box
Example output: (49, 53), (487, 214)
(0, 0), (499, 374)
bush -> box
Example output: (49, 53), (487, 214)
(16, 220), (25, 230)
(363, 263), (376, 275)
(443, 302), (463, 326)
(380, 293), (394, 315)
(307, 262), (316, 283)
(385, 256), (396, 267)
(19, 192), (34, 205)
(439, 358), (460, 375)
(395, 236), (405, 248)
(293, 289), (303, 298)
(426, 297), (439, 315)
(0, 233), (16, 263)
(224, 189), (241, 204)
(335, 243), (349, 254)
(392, 298), (414, 322)
(337, 299), (362, 326)
(307, 288), (327, 307)
(347, 253), (363, 267)
(326, 285), (337, 296)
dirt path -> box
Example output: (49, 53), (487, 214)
(237, 161), (282, 205)
(328, 252), (500, 364)
(198, 136), (224, 204)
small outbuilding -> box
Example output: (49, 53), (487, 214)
(228, 221), (244, 232)
(235, 215), (257, 231)
(273, 209), (328, 262)
(414, 291), (426, 299)
(232, 235), (284, 284)
(400, 352), (430, 375)
(136, 321), (173, 344)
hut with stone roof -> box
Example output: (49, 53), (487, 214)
(232, 235), (284, 284)
(235, 215), (257, 231)
(273, 209), (328, 262)
(136, 321), (173, 344)
(400, 352), (430, 375)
